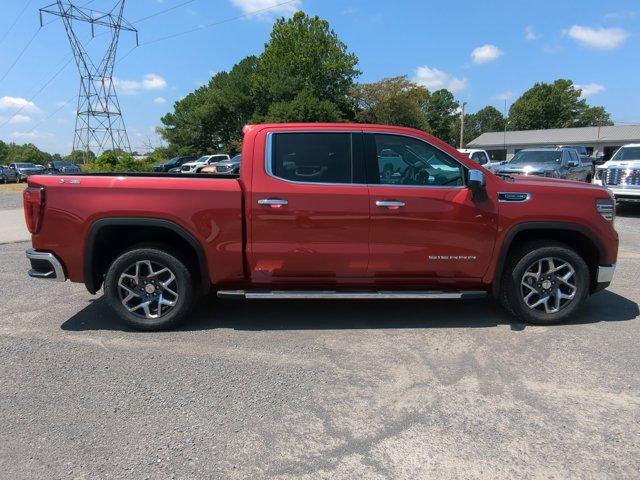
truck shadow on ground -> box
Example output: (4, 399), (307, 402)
(617, 204), (640, 218)
(61, 290), (638, 333)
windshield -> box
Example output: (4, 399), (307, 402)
(16, 163), (36, 168)
(166, 157), (181, 166)
(195, 156), (210, 163)
(509, 151), (562, 165)
(611, 147), (640, 161)
(52, 161), (74, 168)
(231, 155), (241, 162)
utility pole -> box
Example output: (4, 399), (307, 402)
(459, 101), (467, 148)
(40, 1), (138, 160)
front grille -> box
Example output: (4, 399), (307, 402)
(216, 165), (232, 173)
(603, 168), (640, 186)
(181, 165), (191, 172)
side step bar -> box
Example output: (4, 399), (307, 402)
(217, 290), (487, 300)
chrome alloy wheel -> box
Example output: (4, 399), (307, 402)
(520, 257), (577, 314)
(117, 260), (179, 319)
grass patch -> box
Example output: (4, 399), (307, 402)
(0, 183), (27, 193)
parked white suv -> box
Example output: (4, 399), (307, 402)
(457, 148), (491, 166)
(180, 154), (230, 173)
(593, 144), (640, 203)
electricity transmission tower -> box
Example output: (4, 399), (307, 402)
(40, 1), (138, 158)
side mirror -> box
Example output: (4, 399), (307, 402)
(468, 169), (485, 190)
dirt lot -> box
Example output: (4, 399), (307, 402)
(0, 206), (639, 479)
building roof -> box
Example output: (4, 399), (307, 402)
(468, 124), (640, 148)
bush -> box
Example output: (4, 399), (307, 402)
(80, 151), (154, 173)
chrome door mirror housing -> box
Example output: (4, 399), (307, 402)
(468, 169), (485, 190)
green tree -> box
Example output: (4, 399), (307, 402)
(253, 11), (360, 122)
(464, 106), (505, 145)
(94, 150), (119, 169)
(508, 79), (613, 130)
(0, 140), (8, 163)
(424, 89), (459, 145)
(160, 56), (259, 155)
(66, 149), (96, 164)
(352, 76), (429, 130)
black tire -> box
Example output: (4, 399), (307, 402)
(499, 240), (589, 325)
(104, 246), (196, 331)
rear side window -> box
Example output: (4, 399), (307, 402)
(271, 133), (352, 184)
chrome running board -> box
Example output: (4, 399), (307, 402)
(217, 290), (486, 300)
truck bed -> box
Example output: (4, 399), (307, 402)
(28, 173), (246, 288)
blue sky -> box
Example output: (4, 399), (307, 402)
(0, 0), (638, 154)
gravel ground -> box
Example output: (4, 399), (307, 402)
(0, 190), (23, 211)
(0, 208), (639, 479)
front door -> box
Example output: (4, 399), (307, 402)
(249, 130), (370, 285)
(365, 133), (498, 283)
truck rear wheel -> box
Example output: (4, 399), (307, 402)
(500, 241), (589, 325)
(104, 247), (195, 331)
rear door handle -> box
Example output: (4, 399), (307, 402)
(258, 198), (288, 207)
(376, 200), (405, 209)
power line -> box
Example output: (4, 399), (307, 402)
(116, 0), (297, 64)
(132, 0), (197, 23)
(0, 0), (36, 47)
(0, 26), (42, 85)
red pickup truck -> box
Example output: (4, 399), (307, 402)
(24, 123), (618, 330)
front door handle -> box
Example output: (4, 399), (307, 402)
(376, 200), (405, 209)
(258, 198), (288, 208)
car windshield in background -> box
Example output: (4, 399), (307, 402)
(611, 147), (640, 161)
(52, 161), (74, 168)
(231, 155), (241, 162)
(16, 163), (37, 168)
(166, 157), (182, 166)
(509, 151), (562, 164)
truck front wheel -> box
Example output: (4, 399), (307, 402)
(104, 247), (195, 330)
(500, 241), (590, 325)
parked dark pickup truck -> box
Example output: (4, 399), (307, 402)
(491, 148), (593, 182)
(24, 123), (618, 330)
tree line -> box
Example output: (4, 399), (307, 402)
(158, 11), (612, 157)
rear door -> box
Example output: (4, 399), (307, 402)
(365, 132), (498, 282)
(249, 130), (370, 284)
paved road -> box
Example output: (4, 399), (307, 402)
(1, 209), (639, 479)
(0, 190), (23, 211)
(0, 209), (29, 244)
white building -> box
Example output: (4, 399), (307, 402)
(468, 124), (640, 161)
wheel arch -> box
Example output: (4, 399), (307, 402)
(83, 217), (210, 294)
(492, 222), (605, 298)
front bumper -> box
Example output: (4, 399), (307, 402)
(608, 187), (640, 202)
(26, 249), (67, 282)
(594, 264), (616, 292)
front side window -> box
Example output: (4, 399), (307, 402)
(271, 132), (352, 184)
(374, 134), (463, 187)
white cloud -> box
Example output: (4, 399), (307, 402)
(153, 97), (167, 104)
(471, 44), (504, 64)
(0, 96), (39, 113)
(525, 26), (540, 41)
(565, 25), (629, 49)
(603, 11), (636, 21)
(113, 74), (167, 95)
(575, 83), (605, 98)
(413, 66), (467, 92)
(496, 91), (515, 101)
(8, 114), (31, 124)
(230, 0), (301, 17)
(10, 131), (54, 140)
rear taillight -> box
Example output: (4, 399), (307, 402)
(23, 186), (45, 234)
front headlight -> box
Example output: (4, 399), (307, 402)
(595, 198), (615, 222)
